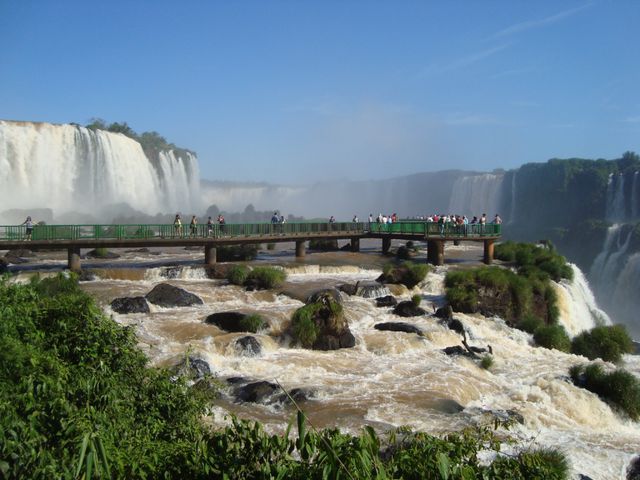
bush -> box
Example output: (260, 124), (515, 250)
(411, 294), (422, 306)
(291, 303), (322, 348)
(490, 448), (569, 479)
(571, 363), (640, 420)
(517, 314), (544, 334)
(571, 325), (634, 363)
(533, 324), (571, 352)
(495, 241), (573, 282)
(480, 355), (494, 370)
(246, 266), (286, 289)
(381, 261), (430, 289)
(239, 314), (266, 333)
(227, 265), (250, 285)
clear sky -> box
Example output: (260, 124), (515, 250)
(1, 0), (638, 184)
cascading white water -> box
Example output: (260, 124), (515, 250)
(447, 173), (504, 217)
(555, 264), (611, 337)
(632, 171), (639, 219)
(0, 120), (201, 219)
(606, 173), (626, 222)
(590, 225), (634, 301)
(508, 171), (517, 224)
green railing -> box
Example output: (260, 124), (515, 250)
(0, 222), (500, 242)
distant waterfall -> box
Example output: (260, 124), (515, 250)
(605, 174), (626, 222)
(632, 171), (639, 219)
(447, 173), (504, 217)
(0, 121), (201, 219)
(589, 224), (640, 338)
(508, 171), (517, 224)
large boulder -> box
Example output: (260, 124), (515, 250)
(337, 283), (357, 296)
(84, 249), (121, 259)
(5, 249), (36, 258)
(376, 295), (397, 307)
(392, 300), (426, 317)
(627, 455), (640, 480)
(442, 346), (477, 359)
(291, 291), (355, 350)
(306, 288), (343, 305)
(234, 381), (279, 403)
(171, 356), (212, 381)
(434, 305), (453, 319)
(110, 296), (150, 314)
(145, 283), (203, 307)
(374, 322), (423, 336)
(235, 336), (262, 356)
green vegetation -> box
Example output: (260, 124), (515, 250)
(518, 313), (544, 334)
(0, 274), (572, 478)
(495, 241), (573, 282)
(411, 294), (422, 306)
(227, 265), (286, 290)
(571, 325), (634, 363)
(533, 324), (571, 352)
(85, 119), (194, 159)
(380, 261), (430, 289)
(490, 448), (570, 480)
(570, 363), (640, 420)
(94, 247), (110, 258)
(227, 264), (250, 285)
(291, 303), (323, 348)
(239, 314), (266, 333)
(480, 355), (494, 370)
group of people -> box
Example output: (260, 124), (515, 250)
(173, 214), (226, 237)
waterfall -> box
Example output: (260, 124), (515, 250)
(555, 264), (610, 337)
(447, 173), (504, 217)
(508, 171), (517, 224)
(605, 173), (626, 222)
(0, 121), (201, 219)
(632, 171), (639, 219)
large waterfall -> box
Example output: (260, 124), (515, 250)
(0, 121), (201, 220)
(605, 171), (640, 222)
(447, 173), (504, 218)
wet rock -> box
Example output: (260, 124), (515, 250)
(275, 387), (314, 405)
(234, 380), (279, 403)
(392, 300), (426, 317)
(145, 283), (203, 307)
(338, 283), (357, 296)
(306, 288), (343, 305)
(376, 295), (398, 307)
(192, 377), (220, 400)
(631, 341), (640, 355)
(374, 322), (423, 336)
(433, 398), (465, 414)
(78, 270), (97, 282)
(205, 312), (264, 333)
(434, 305), (453, 319)
(235, 335), (262, 356)
(5, 248), (36, 258)
(84, 249), (121, 259)
(172, 356), (212, 381)
(161, 266), (182, 279)
(442, 345), (477, 359)
(226, 376), (249, 385)
(444, 318), (466, 336)
(355, 280), (390, 299)
(0, 257), (9, 273)
(4, 254), (29, 264)
(313, 330), (356, 350)
(577, 475), (594, 480)
(110, 296), (150, 314)
(125, 247), (151, 253)
(627, 455), (640, 480)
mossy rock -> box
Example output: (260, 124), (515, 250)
(377, 261), (430, 289)
(290, 292), (354, 350)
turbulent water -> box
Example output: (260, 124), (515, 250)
(25, 244), (631, 480)
(447, 173), (505, 218)
(0, 121), (201, 220)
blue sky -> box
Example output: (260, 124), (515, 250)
(1, 0), (638, 184)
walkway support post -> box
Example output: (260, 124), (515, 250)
(204, 245), (217, 265)
(382, 237), (391, 255)
(483, 239), (495, 265)
(295, 240), (306, 258)
(68, 246), (81, 272)
(351, 237), (360, 252)
(427, 240), (445, 266)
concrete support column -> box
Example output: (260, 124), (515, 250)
(350, 237), (360, 252)
(68, 247), (81, 272)
(295, 240), (306, 258)
(382, 237), (391, 254)
(204, 245), (217, 265)
(483, 239), (495, 265)
(427, 240), (445, 266)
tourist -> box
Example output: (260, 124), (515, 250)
(206, 216), (214, 237)
(353, 215), (359, 223)
(218, 214), (226, 235)
(189, 215), (198, 237)
(173, 214), (182, 237)
(368, 213), (373, 224)
(493, 214), (502, 224)
(21, 216), (33, 241)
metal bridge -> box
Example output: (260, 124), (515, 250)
(0, 222), (501, 271)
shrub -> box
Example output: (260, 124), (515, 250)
(291, 303), (322, 348)
(495, 241), (573, 282)
(411, 294), (422, 306)
(239, 314), (266, 333)
(571, 325), (634, 363)
(227, 265), (250, 285)
(490, 448), (570, 479)
(246, 266), (286, 289)
(401, 262), (429, 288)
(533, 324), (571, 352)
(517, 314), (544, 334)
(480, 355), (494, 370)
(571, 363), (640, 420)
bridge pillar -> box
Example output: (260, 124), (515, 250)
(351, 237), (360, 252)
(382, 237), (391, 254)
(68, 247), (81, 272)
(295, 240), (306, 258)
(427, 240), (445, 266)
(483, 239), (495, 265)
(204, 245), (217, 265)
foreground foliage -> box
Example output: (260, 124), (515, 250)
(0, 274), (571, 478)
(570, 363), (640, 420)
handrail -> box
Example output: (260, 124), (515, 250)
(0, 222), (501, 242)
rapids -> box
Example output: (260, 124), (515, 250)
(6, 244), (640, 479)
